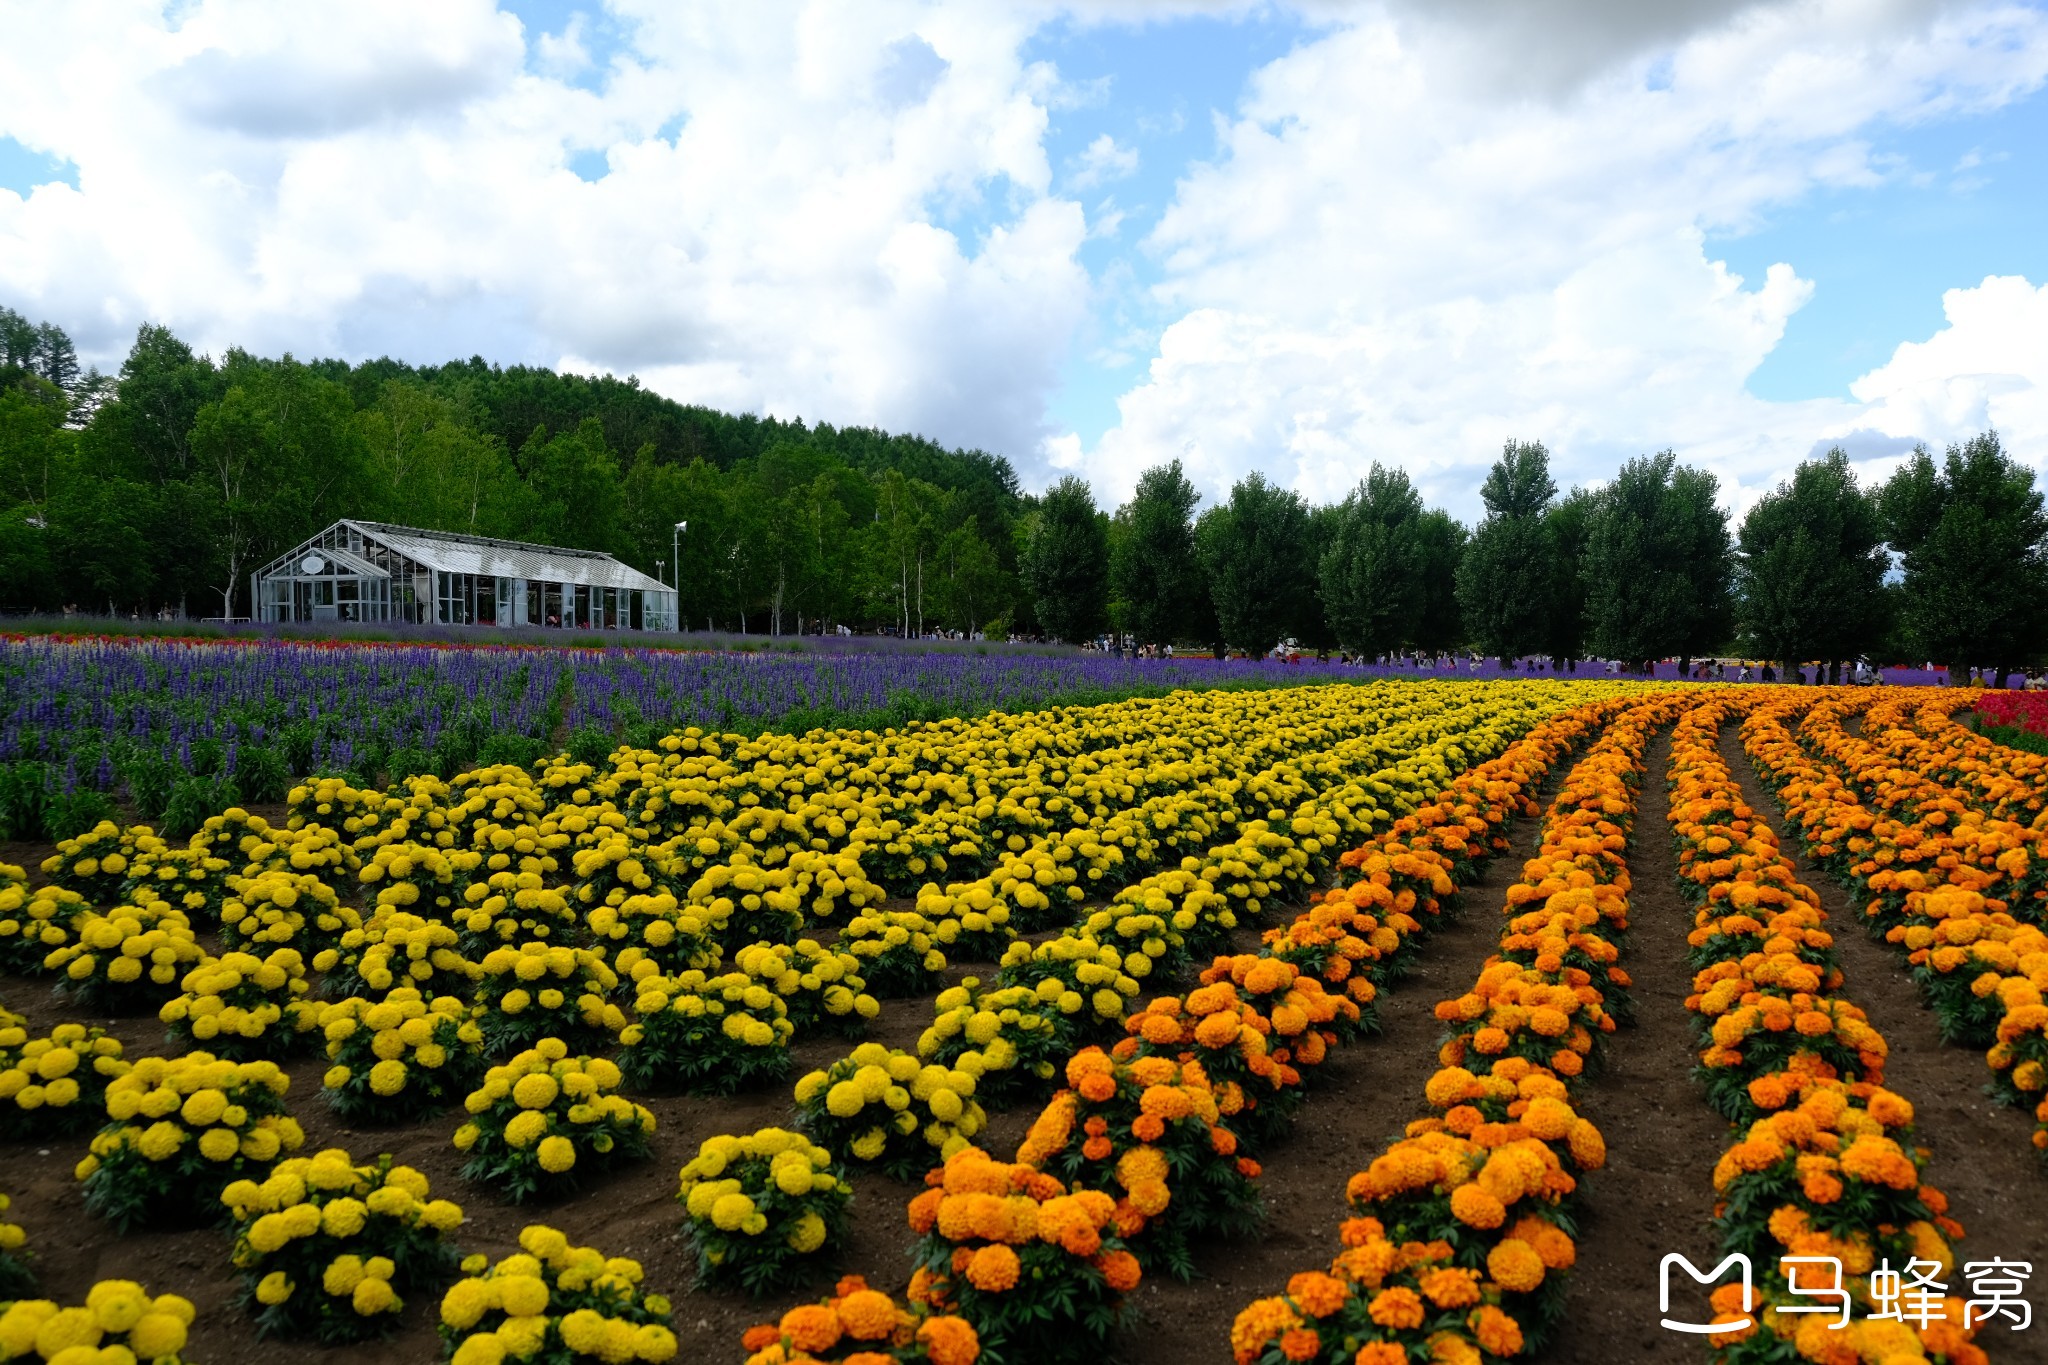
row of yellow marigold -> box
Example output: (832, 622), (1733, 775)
(1739, 689), (2048, 1162)
(1667, 690), (1984, 1365)
(1230, 690), (1685, 1365)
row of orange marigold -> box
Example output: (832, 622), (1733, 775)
(1229, 691), (1685, 1365)
(738, 691), (1656, 1365)
(1740, 689), (2048, 1161)
(1667, 690), (1986, 1365)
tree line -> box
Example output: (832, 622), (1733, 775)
(3, 308), (2045, 678)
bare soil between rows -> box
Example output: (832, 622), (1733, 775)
(1535, 731), (1732, 1364)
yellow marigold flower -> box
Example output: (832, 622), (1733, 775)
(128, 1309), (189, 1360)
(197, 1126), (240, 1162)
(351, 1277), (398, 1316)
(512, 1072), (559, 1110)
(537, 1136), (577, 1173)
(136, 1121), (185, 1162)
(439, 1279), (494, 1331)
(503, 1110), (548, 1149)
(320, 1198), (369, 1238)
(496, 1273), (549, 1317)
(323, 1254), (367, 1297)
(369, 1059), (408, 1096)
(787, 1211), (828, 1254)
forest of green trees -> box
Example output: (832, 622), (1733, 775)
(3, 307), (2045, 677)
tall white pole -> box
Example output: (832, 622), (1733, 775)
(684, 523), (700, 634)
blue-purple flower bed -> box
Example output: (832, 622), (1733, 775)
(0, 634), (1368, 839)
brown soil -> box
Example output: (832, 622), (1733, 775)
(1722, 729), (2048, 1365)
(1539, 731), (1735, 1365)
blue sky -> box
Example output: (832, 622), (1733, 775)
(1721, 85), (2048, 406)
(4, 0), (2047, 515)
(1022, 9), (1323, 446)
(0, 138), (75, 195)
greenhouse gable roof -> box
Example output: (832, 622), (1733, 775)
(341, 521), (667, 593)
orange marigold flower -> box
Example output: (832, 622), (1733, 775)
(1866, 1089), (1914, 1128)
(1838, 1136), (1916, 1189)
(1419, 1267), (1482, 1309)
(1287, 1271), (1349, 1318)
(1448, 1184), (1506, 1230)
(1520, 1096), (1574, 1142)
(1487, 1238), (1546, 1293)
(1369, 1286), (1426, 1330)
(964, 1244), (1021, 1294)
(1566, 1118), (1605, 1170)
(1128, 1179), (1171, 1217)
(1097, 1249), (1142, 1292)
(1340, 1217), (1386, 1248)
(1141, 1085), (1196, 1121)
(915, 1315), (980, 1365)
(1425, 1067), (1479, 1106)
(836, 1289), (898, 1340)
(741, 1325), (782, 1352)
(1230, 1297), (1301, 1360)
(1078, 1073), (1117, 1103)
(1794, 1010), (1834, 1037)
(1429, 1330), (1483, 1365)
(1128, 1056), (1176, 1088)
(1131, 1114), (1167, 1143)
(1354, 1344), (1408, 1365)
(1116, 1145), (1169, 1190)
(1472, 1027), (1511, 1055)
(908, 1188), (944, 1233)
(1277, 1326), (1321, 1361)
(1470, 1305), (1523, 1356)
(1140, 1012), (1184, 1045)
(1211, 1125), (1239, 1156)
(1082, 1135), (1113, 1161)
(780, 1304), (843, 1354)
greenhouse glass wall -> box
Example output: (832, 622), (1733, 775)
(252, 520), (678, 630)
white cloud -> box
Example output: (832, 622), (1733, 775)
(1, 0), (2046, 513)
(1842, 274), (2048, 463)
(1069, 132), (1139, 189)
(533, 14), (593, 80)
(0, 0), (1091, 463)
(1079, 0), (2048, 515)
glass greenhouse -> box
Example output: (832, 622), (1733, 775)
(252, 520), (677, 630)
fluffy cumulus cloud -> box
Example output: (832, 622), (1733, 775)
(0, 0), (1089, 461)
(1085, 0), (2048, 514)
(2, 0), (2046, 510)
(1842, 274), (2048, 461)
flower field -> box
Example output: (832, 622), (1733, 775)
(0, 634), (1377, 844)
(1, 674), (2045, 1365)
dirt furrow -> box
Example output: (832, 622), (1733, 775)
(1540, 730), (1734, 1365)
